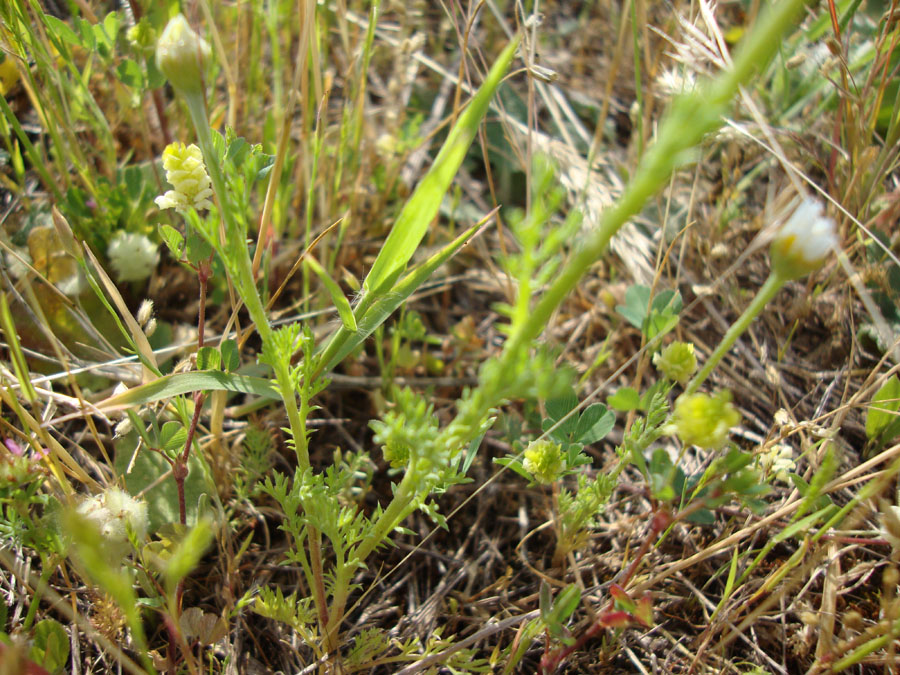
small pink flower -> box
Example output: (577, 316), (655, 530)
(3, 438), (23, 456)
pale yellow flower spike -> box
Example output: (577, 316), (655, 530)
(155, 142), (214, 215)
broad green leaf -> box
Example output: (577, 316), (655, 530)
(116, 59), (143, 88)
(546, 388), (579, 439)
(122, 164), (147, 201)
(226, 136), (250, 164)
(539, 579), (552, 618)
(158, 224), (185, 259)
(159, 421), (187, 456)
(75, 17), (96, 50)
(645, 313), (680, 340)
(546, 388), (577, 422)
(616, 284), (651, 329)
(651, 288), (683, 316)
(196, 346), (220, 370)
(220, 339), (240, 372)
(649, 448), (676, 501)
(608, 387), (640, 411)
(548, 584), (581, 625)
(866, 375), (900, 440)
(30, 619), (69, 673)
(185, 228), (213, 264)
(44, 15), (81, 47)
(94, 12), (120, 59)
(789, 472), (811, 496)
(362, 38), (519, 298)
(577, 404), (615, 444)
(685, 508), (716, 525)
(115, 440), (208, 530)
(96, 370), (279, 413)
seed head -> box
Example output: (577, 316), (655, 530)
(653, 341), (697, 385)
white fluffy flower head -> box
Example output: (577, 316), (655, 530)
(771, 197), (838, 280)
(107, 232), (159, 282)
(76, 487), (148, 559)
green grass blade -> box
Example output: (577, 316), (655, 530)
(361, 37), (519, 299)
(318, 221), (484, 375)
(306, 255), (357, 332)
(0, 292), (37, 404)
(96, 370), (280, 413)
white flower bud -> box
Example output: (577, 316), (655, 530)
(156, 14), (210, 95)
(770, 197), (838, 280)
(136, 299), (154, 326)
(144, 317), (158, 338)
(114, 417), (133, 438)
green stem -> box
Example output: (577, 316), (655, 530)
(322, 545), (353, 650)
(22, 555), (53, 631)
(684, 272), (785, 396)
(322, 468), (422, 650)
(181, 90), (310, 470)
(831, 622), (900, 672)
(356, 468), (421, 562)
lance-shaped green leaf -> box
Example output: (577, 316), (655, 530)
(305, 255), (357, 332)
(360, 38), (518, 302)
(866, 375), (900, 447)
(95, 370), (280, 413)
(317, 222), (484, 375)
(163, 517), (215, 596)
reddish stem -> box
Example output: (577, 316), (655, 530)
(540, 506), (673, 674)
(171, 258), (212, 631)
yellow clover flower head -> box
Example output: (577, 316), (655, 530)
(523, 440), (564, 485)
(770, 197), (837, 281)
(155, 142), (213, 214)
(669, 391), (739, 450)
(156, 14), (210, 95)
(653, 341), (697, 385)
